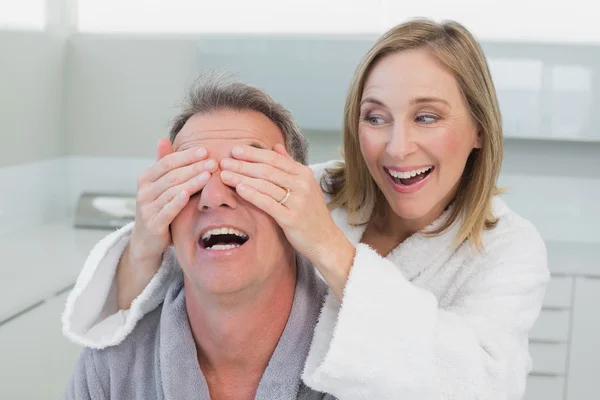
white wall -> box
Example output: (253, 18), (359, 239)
(0, 31), (67, 166)
(0, 158), (69, 235)
(65, 35), (203, 158)
(0, 30), (69, 233)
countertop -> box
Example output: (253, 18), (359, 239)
(0, 221), (109, 323)
(1, 221), (598, 323)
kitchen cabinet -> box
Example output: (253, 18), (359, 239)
(0, 292), (82, 399)
(566, 277), (600, 400)
(524, 243), (600, 400)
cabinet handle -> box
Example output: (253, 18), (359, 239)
(529, 339), (567, 345)
(580, 275), (600, 280)
(529, 372), (565, 378)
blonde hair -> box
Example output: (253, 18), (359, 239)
(323, 18), (504, 250)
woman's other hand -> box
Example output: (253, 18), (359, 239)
(219, 144), (355, 298)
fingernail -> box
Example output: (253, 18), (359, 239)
(204, 159), (216, 169)
(221, 170), (233, 180)
(198, 171), (210, 180)
(232, 147), (243, 156)
(221, 158), (233, 169)
(196, 148), (206, 157)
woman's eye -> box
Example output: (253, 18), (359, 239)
(366, 115), (385, 125)
(416, 114), (438, 124)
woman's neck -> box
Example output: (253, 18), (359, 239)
(361, 199), (450, 257)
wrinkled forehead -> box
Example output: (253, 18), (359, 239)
(173, 111), (285, 158)
(362, 49), (462, 104)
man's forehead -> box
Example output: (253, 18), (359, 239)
(173, 111), (284, 151)
(174, 129), (273, 152)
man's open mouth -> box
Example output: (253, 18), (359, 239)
(199, 227), (249, 250)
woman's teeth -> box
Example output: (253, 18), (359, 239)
(386, 166), (433, 186)
(387, 166), (432, 179)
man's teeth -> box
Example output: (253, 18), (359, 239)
(388, 166), (432, 179)
(201, 227), (249, 242)
(209, 244), (240, 250)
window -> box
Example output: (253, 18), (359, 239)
(386, 0), (600, 43)
(77, 0), (384, 34)
(77, 0), (600, 43)
(0, 0), (46, 30)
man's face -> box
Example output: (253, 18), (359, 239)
(171, 110), (294, 296)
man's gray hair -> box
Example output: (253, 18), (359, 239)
(169, 73), (309, 165)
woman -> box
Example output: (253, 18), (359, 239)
(63, 19), (549, 399)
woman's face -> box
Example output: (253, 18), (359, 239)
(358, 48), (482, 229)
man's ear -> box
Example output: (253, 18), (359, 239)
(157, 138), (174, 160)
(273, 143), (290, 157)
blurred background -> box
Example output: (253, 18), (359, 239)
(0, 0), (598, 398)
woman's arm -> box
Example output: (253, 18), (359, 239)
(62, 140), (216, 348)
(117, 241), (163, 310)
(61, 222), (179, 349)
(302, 223), (549, 400)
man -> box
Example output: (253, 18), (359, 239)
(65, 75), (335, 400)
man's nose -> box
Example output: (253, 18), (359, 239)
(197, 168), (238, 211)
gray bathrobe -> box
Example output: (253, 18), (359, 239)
(64, 256), (336, 400)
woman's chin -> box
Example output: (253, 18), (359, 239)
(389, 202), (435, 222)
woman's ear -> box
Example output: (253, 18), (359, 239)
(474, 129), (483, 149)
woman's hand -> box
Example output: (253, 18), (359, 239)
(116, 138), (218, 310)
(219, 144), (356, 298)
(129, 138), (218, 263)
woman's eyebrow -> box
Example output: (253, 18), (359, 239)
(360, 97), (386, 108)
(409, 97), (450, 107)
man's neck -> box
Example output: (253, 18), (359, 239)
(184, 257), (297, 400)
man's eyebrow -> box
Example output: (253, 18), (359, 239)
(249, 142), (267, 150)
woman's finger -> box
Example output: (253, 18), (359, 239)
(220, 170), (288, 203)
(141, 146), (209, 183)
(144, 158), (217, 202)
(230, 145), (301, 175)
(149, 171), (211, 214)
(236, 183), (288, 223)
(151, 189), (190, 229)
(220, 158), (295, 190)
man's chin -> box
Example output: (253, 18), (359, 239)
(184, 266), (255, 296)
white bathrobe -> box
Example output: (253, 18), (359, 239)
(62, 160), (550, 400)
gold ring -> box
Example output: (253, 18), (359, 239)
(279, 188), (291, 205)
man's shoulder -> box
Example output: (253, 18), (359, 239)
(66, 305), (164, 399)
